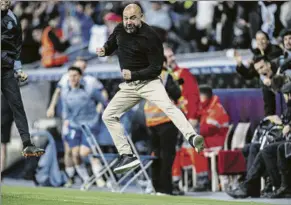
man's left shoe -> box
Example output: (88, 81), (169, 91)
(188, 135), (204, 153)
(113, 154), (140, 174)
(269, 186), (291, 198)
(22, 145), (45, 157)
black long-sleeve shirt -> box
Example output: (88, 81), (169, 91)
(237, 62), (278, 116)
(103, 22), (163, 81)
(1, 9), (22, 70)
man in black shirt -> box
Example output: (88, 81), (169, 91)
(1, 0), (44, 158)
(97, 3), (204, 174)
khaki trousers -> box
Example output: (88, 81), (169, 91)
(102, 78), (197, 155)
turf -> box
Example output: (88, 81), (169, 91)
(1, 186), (268, 205)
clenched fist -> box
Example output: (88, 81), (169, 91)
(16, 70), (28, 82)
(96, 47), (105, 57)
(122, 69), (132, 80)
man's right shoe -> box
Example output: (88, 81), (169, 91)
(188, 135), (204, 153)
(226, 184), (248, 199)
(113, 154), (140, 174)
(22, 145), (45, 157)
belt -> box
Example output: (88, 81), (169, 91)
(126, 80), (145, 86)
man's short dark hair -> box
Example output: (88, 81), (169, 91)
(199, 85), (213, 99)
(256, 30), (270, 41)
(253, 55), (270, 64)
(68, 66), (82, 75)
(280, 29), (291, 39)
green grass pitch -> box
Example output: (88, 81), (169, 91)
(1, 186), (269, 205)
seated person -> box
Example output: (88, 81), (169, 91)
(263, 82), (291, 198)
(226, 84), (291, 199)
(192, 85), (230, 191)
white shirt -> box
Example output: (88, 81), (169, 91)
(57, 73), (104, 91)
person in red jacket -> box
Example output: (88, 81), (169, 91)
(164, 47), (200, 126)
(193, 85), (230, 191)
(164, 46), (200, 195)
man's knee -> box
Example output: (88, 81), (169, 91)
(102, 107), (119, 123)
(102, 108), (112, 122)
(71, 149), (80, 164)
(79, 146), (91, 158)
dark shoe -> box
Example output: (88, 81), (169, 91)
(270, 186), (291, 198)
(261, 180), (273, 197)
(64, 178), (74, 188)
(22, 145), (45, 157)
(113, 154), (140, 174)
(188, 135), (204, 153)
(226, 184), (248, 199)
(172, 182), (184, 196)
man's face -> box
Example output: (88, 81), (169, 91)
(284, 34), (291, 51)
(73, 60), (87, 72)
(1, 0), (10, 11)
(68, 70), (81, 87)
(256, 33), (269, 51)
(123, 8), (142, 34)
(254, 60), (272, 77)
(164, 48), (176, 68)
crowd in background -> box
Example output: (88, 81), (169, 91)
(11, 1), (291, 65)
(2, 0), (291, 198)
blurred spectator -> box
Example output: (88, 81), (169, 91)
(62, 7), (82, 45)
(277, 29), (291, 74)
(235, 54), (279, 116)
(212, 2), (237, 50)
(41, 11), (69, 68)
(74, 2), (95, 44)
(280, 2), (291, 29)
(251, 30), (283, 59)
(164, 47), (200, 193)
(20, 16), (41, 64)
(195, 1), (217, 51)
(142, 2), (171, 42)
(192, 85), (230, 191)
(103, 12), (122, 35)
